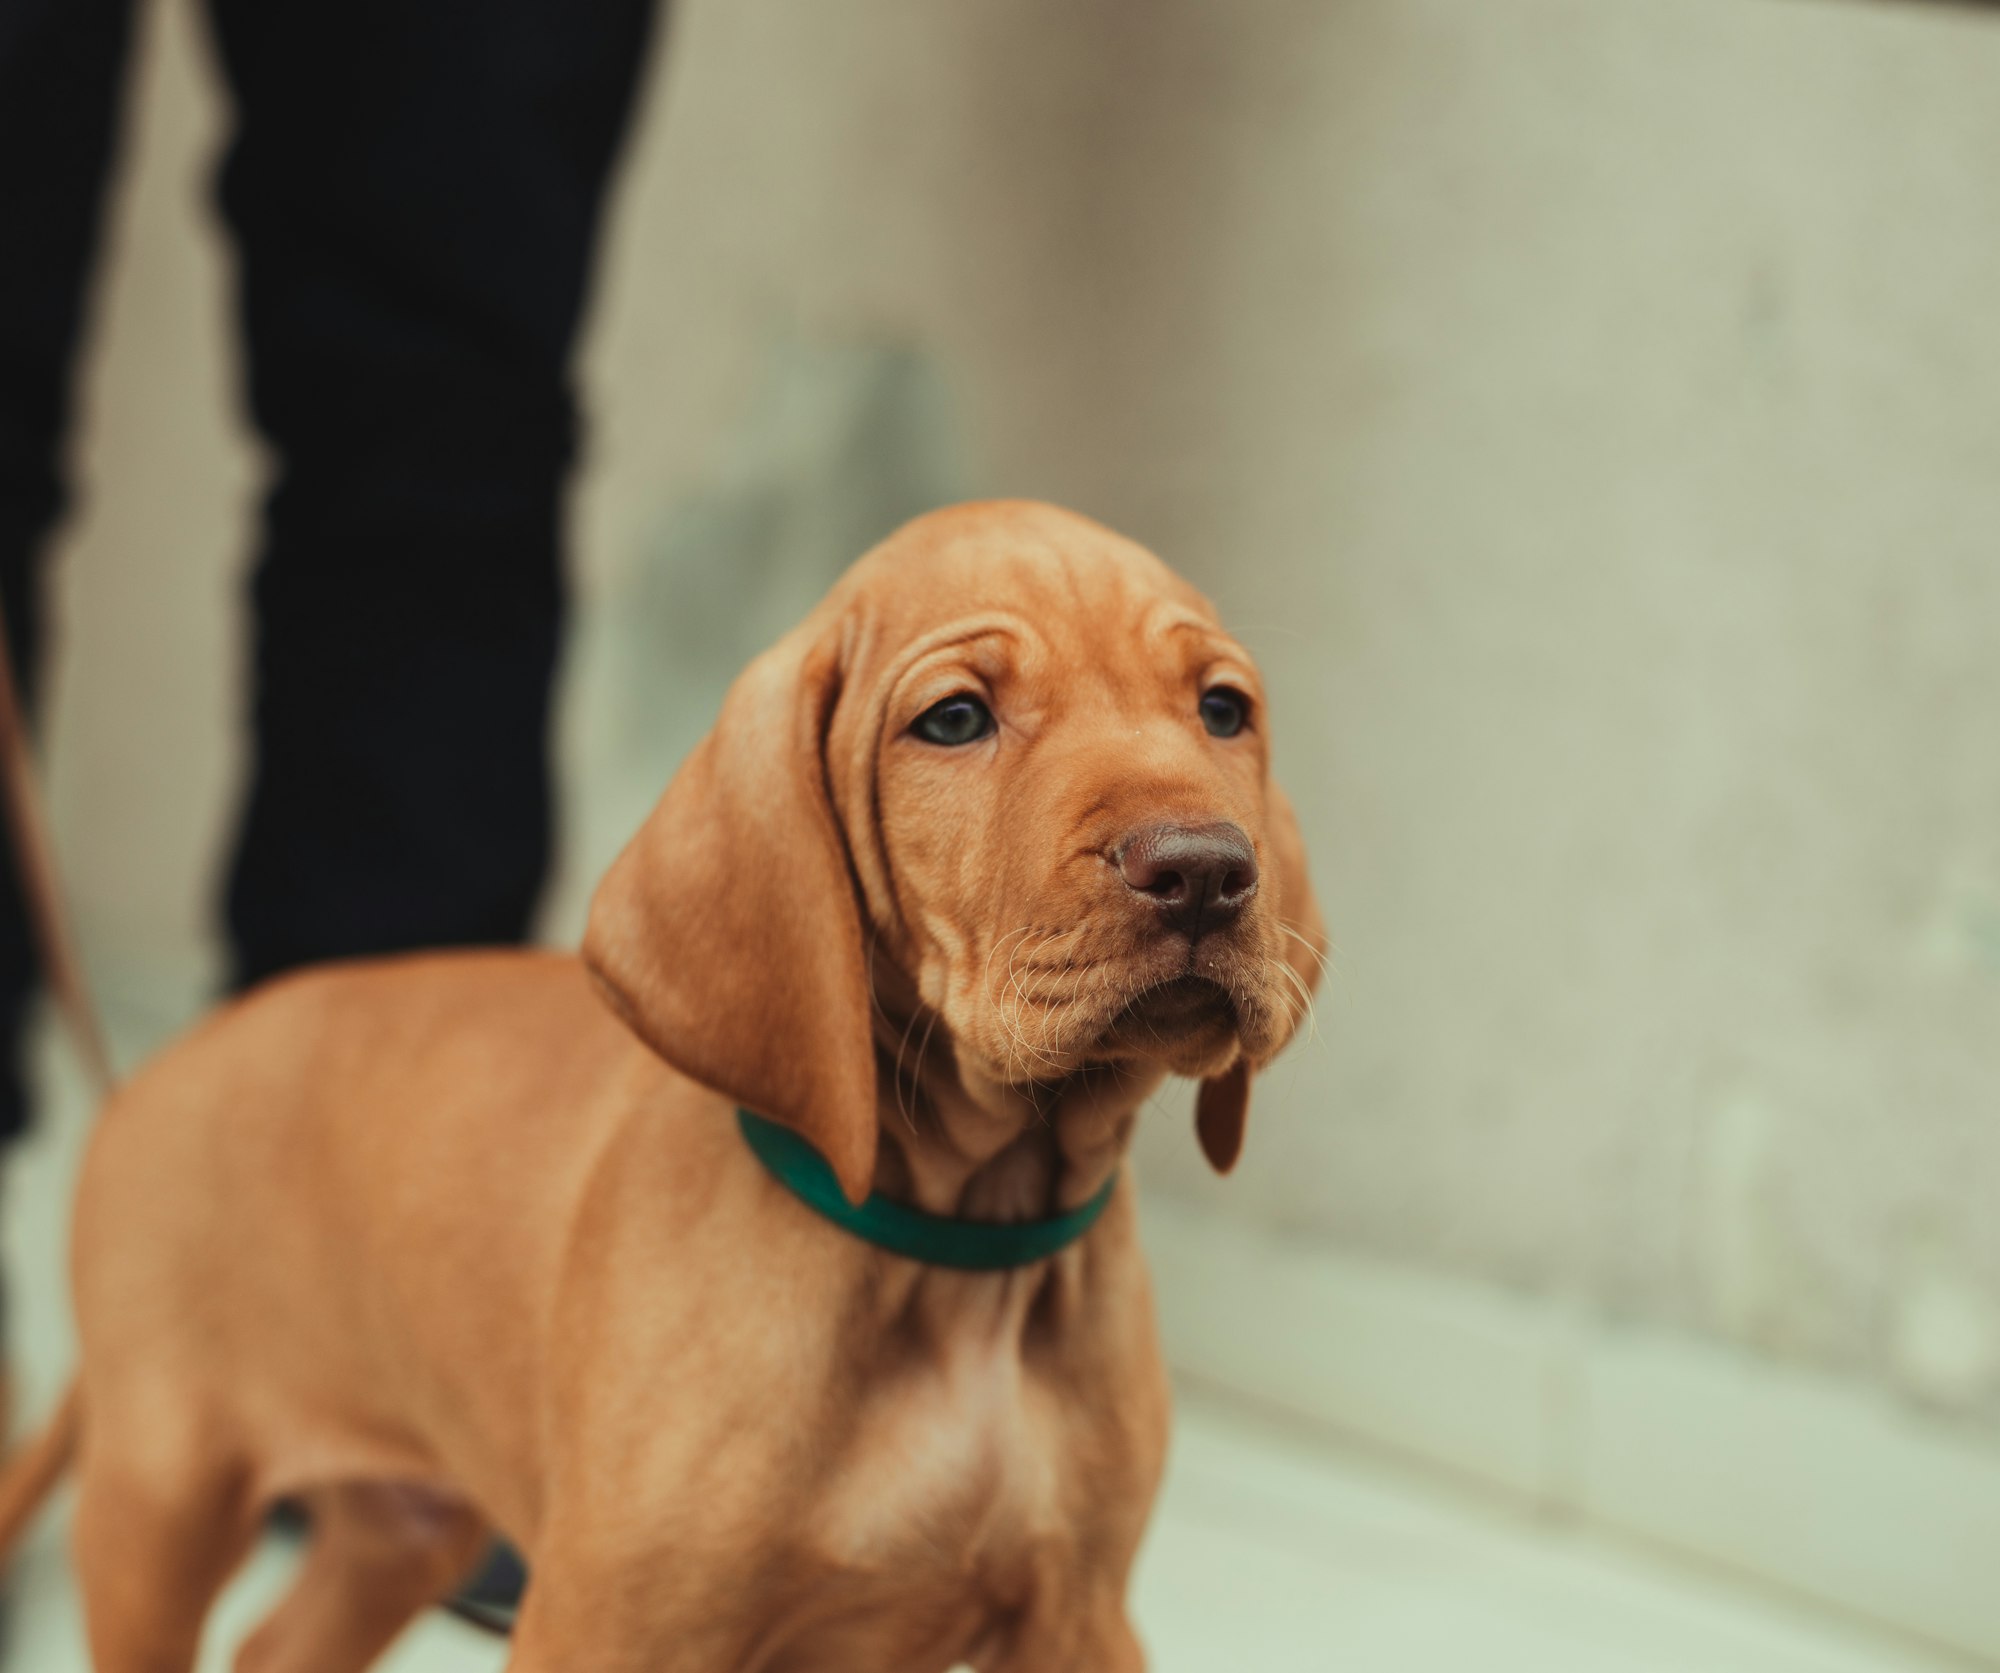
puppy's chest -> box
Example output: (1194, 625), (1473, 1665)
(810, 1348), (1073, 1598)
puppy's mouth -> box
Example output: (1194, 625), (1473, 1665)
(1087, 971), (1243, 1077)
(1113, 974), (1236, 1033)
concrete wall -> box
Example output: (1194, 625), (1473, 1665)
(44, 0), (2000, 1434)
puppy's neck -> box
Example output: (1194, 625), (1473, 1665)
(869, 1012), (1163, 1222)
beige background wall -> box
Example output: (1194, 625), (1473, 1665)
(41, 0), (2000, 1433)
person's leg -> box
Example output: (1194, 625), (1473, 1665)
(206, 0), (660, 990)
(0, 0), (139, 1136)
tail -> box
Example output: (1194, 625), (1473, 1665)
(0, 1381), (82, 1560)
(0, 606), (114, 1098)
(0, 599), (110, 1566)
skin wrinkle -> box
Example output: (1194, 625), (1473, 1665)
(836, 618), (1030, 977)
(838, 630), (902, 954)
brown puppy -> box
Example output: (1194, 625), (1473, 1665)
(3, 500), (1323, 1672)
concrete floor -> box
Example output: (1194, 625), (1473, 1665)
(0, 1022), (1951, 1672)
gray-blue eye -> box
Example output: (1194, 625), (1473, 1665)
(1200, 688), (1249, 738)
(912, 694), (996, 746)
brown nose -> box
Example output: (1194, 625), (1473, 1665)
(1115, 821), (1260, 940)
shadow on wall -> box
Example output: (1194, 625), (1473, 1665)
(544, 335), (968, 941)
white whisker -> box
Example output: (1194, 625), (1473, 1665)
(1268, 955), (1321, 1046)
(1275, 921), (1335, 981)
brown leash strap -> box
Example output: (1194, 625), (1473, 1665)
(0, 599), (116, 1100)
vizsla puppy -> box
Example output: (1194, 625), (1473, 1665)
(0, 500), (1322, 1672)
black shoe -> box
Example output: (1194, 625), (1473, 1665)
(447, 1539), (527, 1635)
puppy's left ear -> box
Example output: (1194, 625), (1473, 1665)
(1196, 1059), (1252, 1174)
(1196, 777), (1325, 1173)
(582, 619), (880, 1203)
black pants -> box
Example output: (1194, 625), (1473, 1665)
(0, 0), (658, 1135)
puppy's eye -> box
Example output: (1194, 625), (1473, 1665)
(1199, 687), (1249, 738)
(912, 694), (996, 746)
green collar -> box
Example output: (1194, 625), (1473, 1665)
(737, 1108), (1117, 1271)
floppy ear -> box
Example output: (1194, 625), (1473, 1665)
(583, 621), (880, 1203)
(1196, 777), (1324, 1174)
(1196, 1059), (1252, 1174)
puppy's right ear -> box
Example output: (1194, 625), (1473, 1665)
(582, 621), (880, 1203)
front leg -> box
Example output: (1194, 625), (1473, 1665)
(500, 1553), (771, 1673)
(980, 1594), (1145, 1673)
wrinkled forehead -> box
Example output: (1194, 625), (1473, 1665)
(831, 503), (1243, 689)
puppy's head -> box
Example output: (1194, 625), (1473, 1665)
(585, 502), (1324, 1201)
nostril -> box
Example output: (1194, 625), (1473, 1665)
(1115, 844), (1179, 898)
